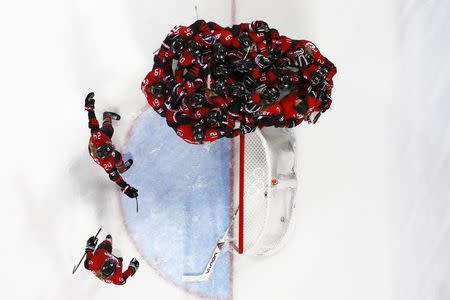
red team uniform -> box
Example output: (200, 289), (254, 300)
(84, 235), (139, 285)
(84, 93), (138, 198)
(142, 19), (336, 144)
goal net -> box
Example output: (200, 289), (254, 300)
(231, 127), (298, 256)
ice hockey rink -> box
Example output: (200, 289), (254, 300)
(1, 0), (450, 299)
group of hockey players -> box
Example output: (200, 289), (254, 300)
(142, 19), (336, 144)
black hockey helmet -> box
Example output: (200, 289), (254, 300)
(170, 35), (185, 56)
(96, 142), (115, 158)
(193, 123), (206, 142)
(252, 20), (270, 32)
(262, 85), (280, 102)
(213, 43), (227, 62)
(228, 82), (250, 98)
(100, 258), (117, 279)
(278, 73), (292, 90)
(212, 79), (228, 95)
(206, 109), (223, 126)
(186, 40), (201, 56)
(187, 93), (206, 108)
(150, 82), (168, 98)
(232, 59), (255, 74)
(212, 64), (230, 78)
(238, 32), (253, 49)
(242, 75), (256, 89)
(255, 54), (272, 69)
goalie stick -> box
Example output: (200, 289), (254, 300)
(182, 209), (239, 282)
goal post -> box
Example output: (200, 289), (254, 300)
(182, 127), (298, 281)
(231, 127), (298, 256)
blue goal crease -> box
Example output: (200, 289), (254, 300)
(120, 109), (231, 299)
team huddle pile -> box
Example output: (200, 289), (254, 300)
(142, 20), (337, 144)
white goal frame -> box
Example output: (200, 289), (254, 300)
(231, 127), (298, 256)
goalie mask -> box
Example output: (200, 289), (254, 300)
(96, 142), (115, 158)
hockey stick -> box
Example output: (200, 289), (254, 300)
(72, 226), (103, 274)
(135, 196), (139, 213)
(182, 209), (239, 282)
(194, 5), (199, 20)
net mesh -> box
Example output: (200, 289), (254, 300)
(241, 130), (271, 253)
(232, 128), (297, 256)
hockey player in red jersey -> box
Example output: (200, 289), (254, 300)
(84, 234), (139, 285)
(141, 66), (173, 117)
(84, 92), (138, 199)
(288, 39), (337, 96)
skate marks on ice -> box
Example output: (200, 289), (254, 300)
(119, 109), (232, 300)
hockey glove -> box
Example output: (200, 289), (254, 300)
(84, 92), (95, 111)
(129, 258), (140, 274)
(122, 185), (139, 198)
(86, 236), (98, 252)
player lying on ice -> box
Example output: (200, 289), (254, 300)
(84, 92), (138, 198)
(84, 234), (139, 285)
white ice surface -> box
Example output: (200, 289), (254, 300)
(0, 0), (449, 299)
